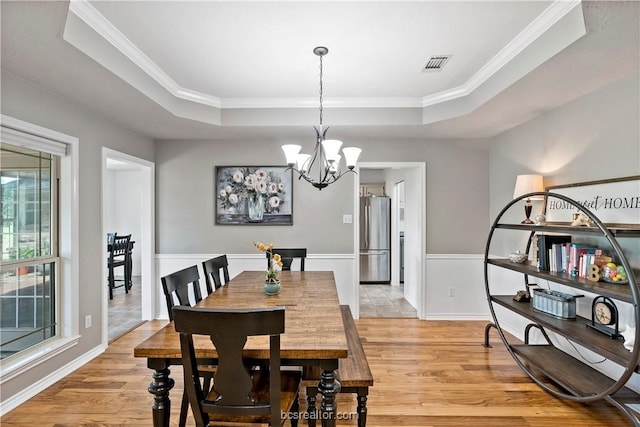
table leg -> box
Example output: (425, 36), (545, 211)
(318, 362), (341, 427)
(147, 360), (175, 427)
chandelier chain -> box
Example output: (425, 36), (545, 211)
(319, 54), (323, 127)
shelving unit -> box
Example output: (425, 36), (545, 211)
(484, 191), (640, 425)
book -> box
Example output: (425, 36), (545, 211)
(537, 235), (571, 271)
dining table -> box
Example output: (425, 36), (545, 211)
(134, 270), (349, 427)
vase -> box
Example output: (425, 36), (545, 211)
(264, 280), (281, 296)
(247, 194), (264, 222)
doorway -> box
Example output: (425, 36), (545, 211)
(354, 162), (426, 319)
(102, 148), (155, 344)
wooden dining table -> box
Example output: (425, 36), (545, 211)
(134, 270), (349, 427)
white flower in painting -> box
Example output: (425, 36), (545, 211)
(269, 196), (280, 208)
(244, 174), (256, 190)
(228, 193), (239, 205)
(232, 170), (244, 183)
(268, 182), (279, 194)
(278, 182), (285, 191)
(219, 189), (227, 198)
(256, 180), (268, 194)
(255, 169), (267, 180)
(225, 185), (232, 194)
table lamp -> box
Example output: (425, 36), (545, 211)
(513, 174), (544, 224)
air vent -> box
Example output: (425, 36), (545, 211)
(422, 55), (452, 72)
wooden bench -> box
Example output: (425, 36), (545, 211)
(304, 304), (374, 427)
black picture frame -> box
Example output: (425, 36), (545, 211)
(215, 166), (293, 225)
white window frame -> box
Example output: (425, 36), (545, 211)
(0, 115), (80, 386)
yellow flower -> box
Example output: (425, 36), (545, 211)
(253, 241), (280, 283)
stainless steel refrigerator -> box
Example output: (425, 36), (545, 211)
(359, 195), (391, 283)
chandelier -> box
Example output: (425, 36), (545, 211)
(282, 47), (361, 190)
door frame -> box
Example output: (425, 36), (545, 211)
(353, 162), (426, 319)
(101, 148), (155, 346)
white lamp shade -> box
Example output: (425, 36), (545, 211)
(296, 153), (311, 173)
(342, 147), (361, 168)
(321, 139), (343, 159)
(513, 174), (544, 200)
(282, 144), (301, 165)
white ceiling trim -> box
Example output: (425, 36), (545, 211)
(421, 0), (582, 108)
(68, 0), (223, 108)
(67, 0), (581, 112)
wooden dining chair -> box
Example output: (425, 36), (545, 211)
(202, 255), (230, 295)
(161, 265), (204, 321)
(161, 265), (212, 427)
(267, 248), (307, 271)
(107, 233), (132, 300)
(173, 305), (301, 427)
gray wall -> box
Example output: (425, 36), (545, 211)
(155, 137), (490, 255)
(490, 71), (640, 256)
(1, 72), (155, 401)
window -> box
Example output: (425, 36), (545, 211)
(0, 143), (59, 359)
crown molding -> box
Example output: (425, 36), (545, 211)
(421, 0), (582, 107)
(67, 0), (584, 116)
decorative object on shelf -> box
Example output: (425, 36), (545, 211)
(254, 241), (283, 295)
(587, 296), (622, 339)
(602, 262), (629, 284)
(534, 214), (546, 225)
(532, 288), (582, 319)
(281, 47), (362, 190)
(570, 212), (594, 227)
(509, 250), (528, 264)
(513, 289), (530, 302)
(216, 166), (293, 225)
(513, 174), (544, 224)
(621, 324), (636, 351)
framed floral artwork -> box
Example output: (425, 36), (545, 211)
(215, 166), (293, 225)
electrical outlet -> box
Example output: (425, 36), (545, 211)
(85, 315), (92, 329)
(448, 288), (455, 298)
(343, 214), (353, 224)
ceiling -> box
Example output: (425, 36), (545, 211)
(1, 1), (638, 141)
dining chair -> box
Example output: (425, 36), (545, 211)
(107, 233), (132, 300)
(201, 255), (230, 295)
(267, 248), (307, 271)
(173, 305), (301, 427)
(161, 265), (212, 427)
(161, 265), (204, 321)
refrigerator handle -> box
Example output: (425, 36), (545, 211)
(364, 203), (369, 249)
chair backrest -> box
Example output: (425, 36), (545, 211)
(173, 306), (286, 426)
(161, 265), (203, 321)
(267, 248), (307, 271)
(108, 234), (131, 262)
(202, 255), (230, 294)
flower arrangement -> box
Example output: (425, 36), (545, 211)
(254, 241), (283, 283)
(218, 167), (286, 214)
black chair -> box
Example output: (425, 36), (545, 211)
(107, 233), (132, 300)
(267, 248), (307, 271)
(161, 265), (204, 321)
(202, 255), (230, 295)
(161, 265), (211, 427)
(173, 306), (300, 427)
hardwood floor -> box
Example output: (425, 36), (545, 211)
(1, 319), (631, 426)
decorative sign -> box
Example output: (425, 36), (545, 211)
(215, 166), (293, 225)
(545, 176), (640, 225)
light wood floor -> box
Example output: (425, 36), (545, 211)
(1, 319), (631, 426)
